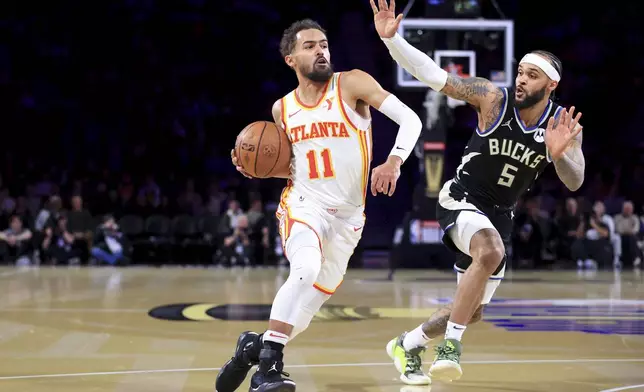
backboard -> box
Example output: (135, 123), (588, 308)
(396, 18), (514, 89)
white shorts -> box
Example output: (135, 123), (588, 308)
(448, 210), (505, 305)
(276, 188), (364, 295)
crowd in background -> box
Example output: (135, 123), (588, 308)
(1, 1), (643, 269)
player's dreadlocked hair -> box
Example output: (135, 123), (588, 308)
(279, 19), (326, 58)
(530, 50), (563, 98)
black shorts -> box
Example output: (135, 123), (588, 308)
(436, 180), (514, 277)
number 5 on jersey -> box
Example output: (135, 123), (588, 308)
(307, 148), (335, 179)
(498, 163), (518, 187)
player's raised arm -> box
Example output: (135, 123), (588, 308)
(339, 69), (422, 196)
(545, 107), (585, 191)
(369, 0), (499, 110)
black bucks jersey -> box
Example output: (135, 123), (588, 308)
(446, 87), (561, 211)
(436, 87), (561, 274)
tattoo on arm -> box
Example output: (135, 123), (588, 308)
(441, 75), (494, 106)
(441, 75), (504, 129)
(480, 88), (505, 130)
(553, 130), (585, 191)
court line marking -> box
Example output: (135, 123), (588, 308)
(1, 358), (643, 381)
(600, 385), (644, 392)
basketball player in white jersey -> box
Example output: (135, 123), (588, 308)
(371, 0), (585, 385)
(217, 19), (423, 392)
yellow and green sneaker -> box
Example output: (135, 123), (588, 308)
(428, 338), (463, 382)
(386, 332), (431, 385)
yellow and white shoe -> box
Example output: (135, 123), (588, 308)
(386, 333), (431, 385)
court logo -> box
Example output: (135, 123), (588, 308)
(148, 299), (644, 335)
(148, 304), (385, 322)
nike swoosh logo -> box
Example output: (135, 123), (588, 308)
(453, 326), (466, 330)
(395, 146), (405, 150)
(289, 109), (302, 118)
(353, 226), (362, 232)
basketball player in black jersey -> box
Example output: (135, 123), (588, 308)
(371, 0), (585, 385)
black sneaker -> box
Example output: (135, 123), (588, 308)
(215, 331), (262, 392)
(248, 348), (296, 392)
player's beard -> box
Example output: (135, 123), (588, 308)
(515, 86), (547, 109)
(303, 60), (334, 83)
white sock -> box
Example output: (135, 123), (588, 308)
(403, 325), (431, 350)
(444, 321), (466, 341)
(263, 330), (289, 346)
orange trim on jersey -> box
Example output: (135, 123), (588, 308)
(277, 181), (293, 213)
(280, 97), (287, 131)
(336, 72), (361, 134)
(276, 183), (324, 260)
(358, 130), (369, 202)
(293, 79), (331, 110)
(280, 209), (324, 261)
(367, 125), (373, 163)
(336, 73), (370, 203)
(313, 280), (343, 295)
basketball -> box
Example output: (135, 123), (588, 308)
(235, 121), (291, 178)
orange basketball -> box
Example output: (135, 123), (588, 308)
(235, 121), (291, 178)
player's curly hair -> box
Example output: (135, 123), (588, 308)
(279, 19), (326, 58)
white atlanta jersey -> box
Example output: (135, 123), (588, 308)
(279, 72), (373, 210)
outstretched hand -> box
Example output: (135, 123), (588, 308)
(369, 0), (403, 39)
(544, 106), (583, 161)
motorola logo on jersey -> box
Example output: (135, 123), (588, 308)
(488, 138), (546, 168)
(533, 128), (545, 143)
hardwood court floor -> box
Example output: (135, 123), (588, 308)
(0, 266), (643, 392)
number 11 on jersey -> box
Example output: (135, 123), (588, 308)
(307, 148), (335, 179)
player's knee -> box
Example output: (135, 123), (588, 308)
(471, 231), (504, 273)
(289, 246), (322, 287)
(470, 305), (485, 324)
(286, 226), (323, 286)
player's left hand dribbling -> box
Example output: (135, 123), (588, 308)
(230, 149), (254, 179)
(370, 156), (402, 197)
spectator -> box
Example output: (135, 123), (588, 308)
(247, 199), (265, 229)
(220, 214), (253, 267)
(218, 199), (243, 235)
(0, 215), (33, 265)
(555, 198), (583, 262)
(512, 198), (545, 268)
(614, 201), (641, 267)
(574, 201), (615, 269)
(205, 182), (226, 216)
(177, 179), (203, 215)
(67, 195), (93, 264)
(35, 195), (63, 232)
(91, 214), (128, 266)
(41, 216), (79, 265)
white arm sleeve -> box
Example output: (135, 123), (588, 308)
(378, 94), (423, 163)
(381, 33), (448, 91)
